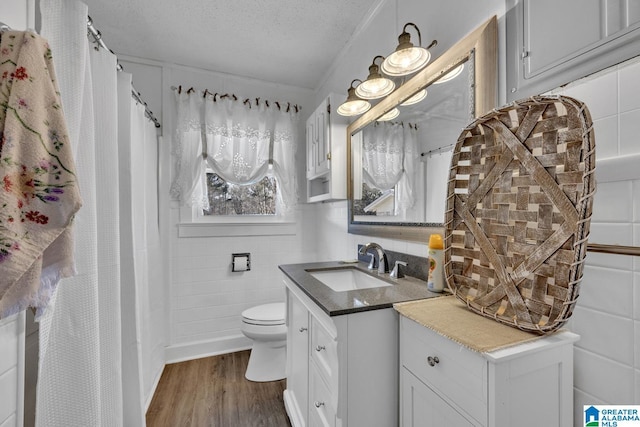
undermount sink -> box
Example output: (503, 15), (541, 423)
(308, 268), (392, 292)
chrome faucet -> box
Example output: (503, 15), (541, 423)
(359, 242), (389, 274)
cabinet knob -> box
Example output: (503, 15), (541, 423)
(427, 356), (440, 367)
(315, 401), (325, 408)
(315, 345), (325, 352)
(299, 327), (308, 333)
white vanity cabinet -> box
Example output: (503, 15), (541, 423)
(399, 315), (578, 427)
(283, 276), (399, 427)
(305, 93), (347, 203)
(506, 0), (640, 101)
(285, 285), (310, 427)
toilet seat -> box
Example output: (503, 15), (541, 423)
(242, 302), (285, 326)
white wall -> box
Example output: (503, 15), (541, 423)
(548, 59), (640, 422)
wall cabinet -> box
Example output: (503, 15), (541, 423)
(306, 94), (347, 203)
(506, 0), (640, 101)
(283, 276), (398, 427)
(399, 315), (578, 427)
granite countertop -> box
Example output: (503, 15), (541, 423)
(279, 261), (444, 316)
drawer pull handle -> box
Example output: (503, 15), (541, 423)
(315, 345), (325, 352)
(299, 327), (308, 332)
(427, 356), (440, 367)
(315, 401), (325, 408)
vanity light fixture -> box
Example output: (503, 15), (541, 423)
(433, 63), (464, 84)
(381, 23), (437, 77)
(400, 88), (427, 106)
(376, 107), (400, 122)
(337, 79), (372, 116)
(355, 55), (396, 100)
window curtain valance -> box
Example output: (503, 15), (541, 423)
(170, 89), (299, 214)
(362, 121), (418, 214)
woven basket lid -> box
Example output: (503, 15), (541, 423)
(444, 95), (596, 334)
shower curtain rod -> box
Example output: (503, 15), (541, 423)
(87, 16), (161, 128)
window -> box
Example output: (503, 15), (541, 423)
(171, 87), (299, 236)
(203, 172), (277, 216)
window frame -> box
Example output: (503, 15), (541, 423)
(177, 169), (296, 238)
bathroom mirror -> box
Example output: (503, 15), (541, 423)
(347, 16), (497, 243)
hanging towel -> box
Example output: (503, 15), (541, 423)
(0, 30), (82, 319)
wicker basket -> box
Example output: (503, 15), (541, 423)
(444, 95), (596, 334)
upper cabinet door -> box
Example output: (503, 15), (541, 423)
(507, 0), (640, 101)
(315, 100), (330, 176)
(305, 93), (347, 202)
(524, 0), (600, 78)
(306, 119), (316, 179)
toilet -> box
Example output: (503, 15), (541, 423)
(241, 302), (287, 382)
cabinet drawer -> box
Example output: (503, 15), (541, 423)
(400, 316), (487, 424)
(309, 362), (336, 427)
(310, 316), (338, 388)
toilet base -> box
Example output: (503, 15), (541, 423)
(245, 339), (286, 382)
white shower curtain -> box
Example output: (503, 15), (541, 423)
(118, 71), (163, 425)
(37, 1), (162, 425)
(38, 1), (124, 425)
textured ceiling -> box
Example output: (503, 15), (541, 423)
(82, 0), (381, 89)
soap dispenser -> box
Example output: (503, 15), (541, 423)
(427, 233), (445, 292)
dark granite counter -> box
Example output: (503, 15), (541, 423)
(279, 261), (445, 316)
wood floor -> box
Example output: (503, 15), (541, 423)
(146, 350), (292, 427)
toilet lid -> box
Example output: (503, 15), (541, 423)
(242, 302), (285, 325)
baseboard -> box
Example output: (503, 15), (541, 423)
(144, 364), (165, 413)
(283, 390), (302, 427)
(164, 334), (252, 364)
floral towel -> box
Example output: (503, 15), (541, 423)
(0, 30), (82, 319)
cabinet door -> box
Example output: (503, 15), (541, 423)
(523, 0), (600, 78)
(286, 290), (310, 426)
(507, 0), (640, 101)
(315, 102), (330, 175)
(401, 368), (476, 427)
(306, 118), (316, 179)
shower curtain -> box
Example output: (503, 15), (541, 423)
(37, 0), (162, 425)
(37, 1), (124, 425)
(118, 71), (164, 424)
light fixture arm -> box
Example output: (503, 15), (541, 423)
(401, 23), (422, 48)
(398, 23), (437, 51)
(371, 55), (385, 67)
(366, 55), (385, 77)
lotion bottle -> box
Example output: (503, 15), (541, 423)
(427, 233), (445, 292)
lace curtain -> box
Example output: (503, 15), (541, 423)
(170, 90), (299, 214)
(362, 121), (418, 214)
